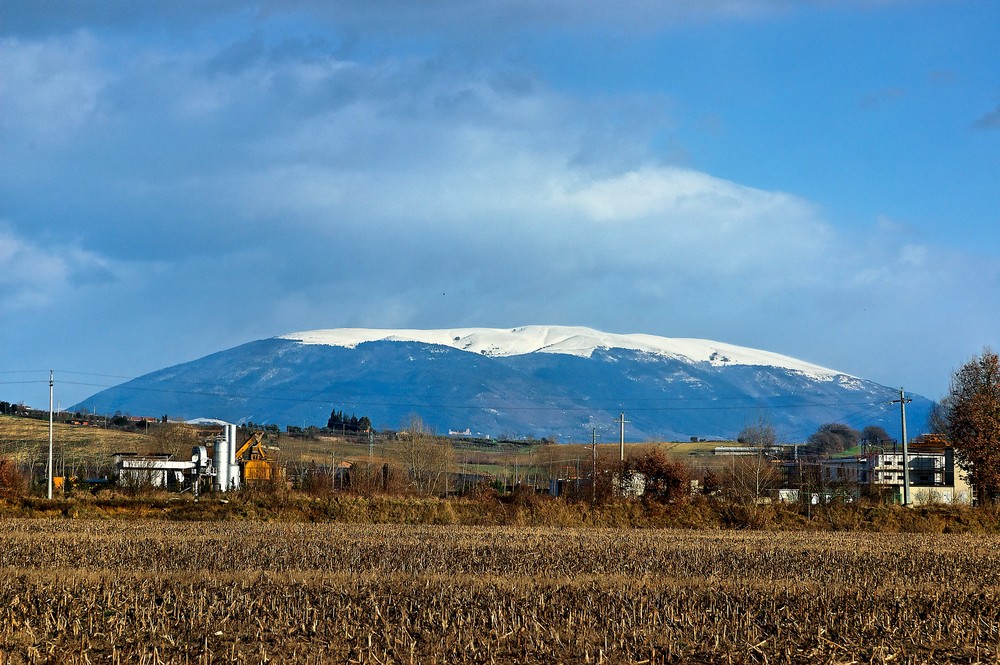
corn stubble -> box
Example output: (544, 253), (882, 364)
(0, 521), (997, 663)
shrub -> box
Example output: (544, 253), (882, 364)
(627, 450), (692, 504)
(0, 459), (25, 498)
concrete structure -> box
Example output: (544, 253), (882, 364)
(114, 453), (196, 491)
(616, 470), (646, 498)
(114, 446), (219, 494)
(713, 445), (787, 457)
(821, 435), (973, 505)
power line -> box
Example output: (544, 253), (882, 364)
(779, 401), (895, 442)
(7, 367), (921, 437)
(49, 369), (923, 407)
(10, 370), (903, 417)
(55, 377), (891, 414)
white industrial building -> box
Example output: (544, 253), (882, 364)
(821, 435), (973, 505)
(113, 422), (243, 494)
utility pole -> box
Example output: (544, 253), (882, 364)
(893, 388), (912, 506)
(614, 412), (630, 462)
(47, 370), (54, 500)
(591, 427), (597, 502)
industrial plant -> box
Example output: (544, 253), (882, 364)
(112, 423), (282, 495)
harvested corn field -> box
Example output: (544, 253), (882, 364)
(1, 521), (998, 663)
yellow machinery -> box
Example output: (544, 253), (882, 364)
(235, 431), (284, 484)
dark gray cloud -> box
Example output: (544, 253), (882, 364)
(973, 104), (1000, 130)
(205, 31), (267, 76)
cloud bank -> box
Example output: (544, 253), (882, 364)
(1, 1), (996, 410)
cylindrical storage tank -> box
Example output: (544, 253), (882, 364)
(227, 424), (237, 466)
(192, 445), (208, 473)
(214, 436), (229, 492)
(227, 424), (239, 490)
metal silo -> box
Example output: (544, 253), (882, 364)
(214, 433), (229, 492)
(227, 423), (240, 490)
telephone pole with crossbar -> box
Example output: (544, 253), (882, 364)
(614, 412), (630, 462)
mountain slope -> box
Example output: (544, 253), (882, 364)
(73, 326), (932, 442)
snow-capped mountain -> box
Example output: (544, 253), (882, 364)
(73, 326), (932, 442)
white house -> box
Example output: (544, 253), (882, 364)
(821, 435), (972, 505)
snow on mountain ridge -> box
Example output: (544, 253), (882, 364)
(279, 325), (846, 379)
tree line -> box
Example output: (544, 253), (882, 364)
(327, 409), (371, 433)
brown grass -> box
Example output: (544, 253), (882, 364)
(2, 413), (727, 475)
(0, 415), (147, 463)
(0, 520), (997, 663)
(5, 492), (1000, 536)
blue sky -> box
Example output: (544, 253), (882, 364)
(2, 0), (998, 411)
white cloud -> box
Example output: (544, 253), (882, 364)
(562, 167), (814, 224)
(1, 8), (996, 406)
(0, 33), (107, 144)
(0, 230), (70, 310)
(898, 245), (928, 268)
(0, 27), (962, 312)
(65, 34), (926, 321)
(0, 226), (119, 311)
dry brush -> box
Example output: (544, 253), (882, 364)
(1, 521), (998, 663)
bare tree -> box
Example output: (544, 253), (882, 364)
(147, 422), (200, 456)
(926, 401), (950, 435)
(808, 423), (860, 456)
(723, 415), (781, 502)
(399, 414), (453, 495)
(861, 426), (892, 450)
(738, 415), (777, 449)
